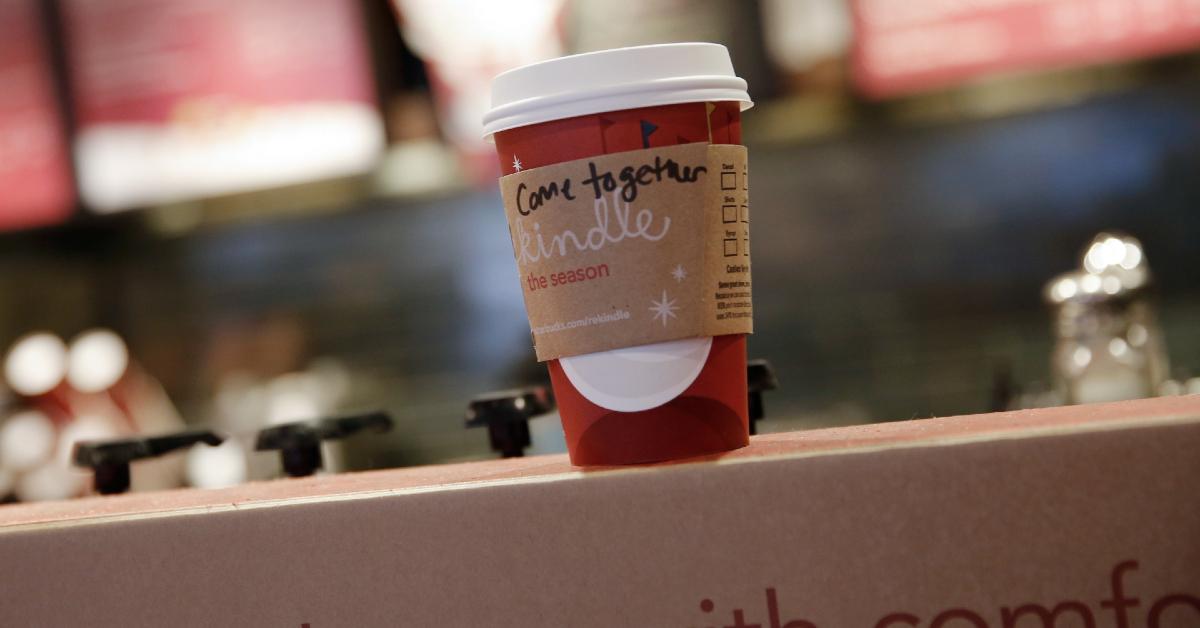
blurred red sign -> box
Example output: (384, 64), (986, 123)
(61, 0), (383, 212)
(851, 0), (1200, 97)
(63, 0), (376, 126)
(0, 0), (75, 231)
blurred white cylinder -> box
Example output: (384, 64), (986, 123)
(0, 410), (56, 472)
(4, 333), (67, 396)
(186, 439), (248, 489)
(15, 461), (85, 502)
(67, 329), (129, 393)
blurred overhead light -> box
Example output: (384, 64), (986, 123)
(393, 0), (564, 170)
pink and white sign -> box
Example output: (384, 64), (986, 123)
(0, 0), (74, 231)
(852, 0), (1200, 97)
(62, 0), (384, 212)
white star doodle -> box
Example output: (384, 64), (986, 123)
(670, 264), (687, 282)
(649, 289), (679, 327)
(512, 155), (523, 172)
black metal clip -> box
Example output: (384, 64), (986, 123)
(747, 359), (779, 436)
(255, 411), (392, 478)
(465, 386), (554, 458)
(73, 429), (224, 495)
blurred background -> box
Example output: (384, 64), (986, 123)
(1, 0), (1199, 501)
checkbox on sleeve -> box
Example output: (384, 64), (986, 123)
(723, 238), (738, 257)
(722, 205), (737, 223)
(721, 172), (736, 190)
(739, 204), (748, 223)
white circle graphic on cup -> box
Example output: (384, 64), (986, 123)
(560, 337), (712, 412)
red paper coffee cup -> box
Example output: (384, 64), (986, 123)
(484, 44), (753, 465)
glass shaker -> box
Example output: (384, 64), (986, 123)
(1044, 233), (1169, 405)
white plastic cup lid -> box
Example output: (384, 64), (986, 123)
(483, 42), (752, 138)
(560, 337), (712, 412)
